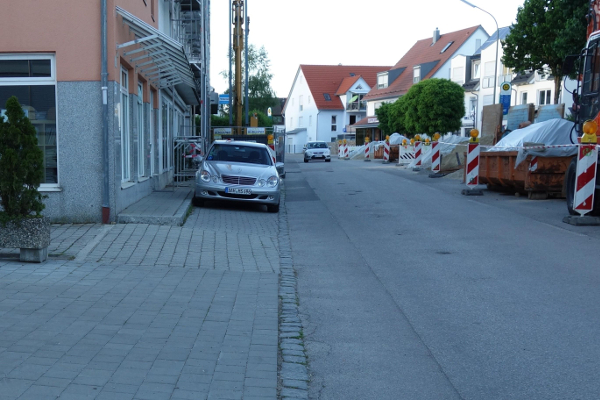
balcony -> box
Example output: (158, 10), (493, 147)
(346, 100), (367, 112)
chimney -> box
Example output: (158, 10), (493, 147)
(433, 27), (441, 45)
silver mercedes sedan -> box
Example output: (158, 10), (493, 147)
(193, 140), (281, 213)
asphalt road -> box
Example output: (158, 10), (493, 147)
(284, 153), (600, 400)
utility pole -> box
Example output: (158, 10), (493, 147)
(232, 0), (244, 130)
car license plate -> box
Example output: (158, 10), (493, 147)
(225, 187), (252, 195)
(315, 152), (323, 155)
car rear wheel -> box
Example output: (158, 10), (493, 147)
(267, 203), (280, 213)
(304, 158), (309, 163)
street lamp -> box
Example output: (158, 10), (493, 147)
(459, 0), (499, 105)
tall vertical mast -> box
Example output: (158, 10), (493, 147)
(232, 0), (244, 128)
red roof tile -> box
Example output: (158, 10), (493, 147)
(364, 25), (483, 101)
(335, 76), (361, 96)
(300, 65), (392, 110)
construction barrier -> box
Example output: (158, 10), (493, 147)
(338, 140), (343, 158)
(364, 140), (371, 162)
(431, 141), (440, 172)
(529, 156), (538, 172)
(398, 144), (415, 165)
(574, 142), (598, 216)
(414, 141), (423, 167)
(344, 139), (349, 160)
(466, 142), (480, 188)
(383, 137), (390, 163)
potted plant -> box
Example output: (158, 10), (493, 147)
(0, 96), (50, 262)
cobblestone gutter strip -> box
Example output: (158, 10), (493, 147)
(278, 185), (309, 400)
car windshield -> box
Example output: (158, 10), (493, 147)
(307, 142), (327, 149)
(206, 144), (271, 165)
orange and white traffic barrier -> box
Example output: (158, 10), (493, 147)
(382, 136), (390, 163)
(466, 130), (480, 189)
(338, 140), (343, 158)
(364, 138), (371, 162)
(430, 133), (441, 173)
(573, 121), (598, 216)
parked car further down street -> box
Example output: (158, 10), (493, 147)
(303, 141), (331, 163)
(193, 140), (281, 213)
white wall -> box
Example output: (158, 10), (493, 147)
(284, 68), (318, 142)
(317, 111), (343, 142)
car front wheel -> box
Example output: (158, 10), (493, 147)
(192, 196), (204, 207)
(267, 203), (280, 213)
(304, 158), (309, 163)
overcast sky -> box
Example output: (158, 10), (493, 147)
(209, 0), (527, 98)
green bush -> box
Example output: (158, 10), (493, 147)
(0, 96), (46, 222)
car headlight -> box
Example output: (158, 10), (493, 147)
(256, 179), (266, 187)
(200, 170), (211, 182)
(267, 176), (279, 187)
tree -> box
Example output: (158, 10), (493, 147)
(389, 79), (465, 136)
(0, 96), (45, 221)
(502, 0), (589, 104)
(375, 102), (393, 136)
(250, 110), (273, 128)
(220, 44), (278, 121)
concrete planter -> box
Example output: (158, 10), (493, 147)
(0, 217), (50, 262)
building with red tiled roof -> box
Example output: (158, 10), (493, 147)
(282, 64), (391, 152)
(354, 26), (489, 141)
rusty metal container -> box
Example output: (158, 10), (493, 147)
(474, 151), (572, 198)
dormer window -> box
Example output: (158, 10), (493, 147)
(413, 66), (421, 83)
(440, 41), (454, 53)
(472, 60), (481, 79)
(377, 72), (388, 89)
(323, 93), (332, 101)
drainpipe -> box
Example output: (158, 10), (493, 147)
(101, 0), (110, 224)
(244, 0), (249, 126)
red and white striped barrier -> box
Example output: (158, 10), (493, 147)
(573, 143), (598, 216)
(529, 156), (538, 172)
(466, 142), (480, 188)
(364, 141), (371, 162)
(431, 141), (440, 173)
(414, 141), (423, 167)
(383, 140), (390, 163)
(338, 142), (343, 158)
(344, 143), (350, 160)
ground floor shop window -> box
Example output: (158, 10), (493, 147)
(0, 54), (58, 186)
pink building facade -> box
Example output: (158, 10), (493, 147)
(0, 0), (210, 222)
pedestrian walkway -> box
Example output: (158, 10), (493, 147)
(117, 186), (193, 226)
(0, 187), (285, 399)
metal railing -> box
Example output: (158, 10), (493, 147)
(174, 136), (203, 186)
(346, 101), (367, 111)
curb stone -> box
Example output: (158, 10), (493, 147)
(277, 183), (309, 399)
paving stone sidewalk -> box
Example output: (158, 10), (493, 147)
(0, 202), (283, 400)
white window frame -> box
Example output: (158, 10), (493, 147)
(0, 53), (59, 189)
(309, 115), (312, 127)
(299, 95), (303, 111)
(521, 92), (528, 105)
(331, 115), (337, 132)
(137, 83), (145, 178)
(538, 89), (552, 105)
(150, 90), (155, 175)
(378, 73), (388, 89)
(299, 116), (303, 127)
(472, 61), (480, 79)
(413, 66), (421, 83)
(121, 67), (131, 182)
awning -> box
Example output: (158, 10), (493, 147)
(116, 6), (200, 105)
